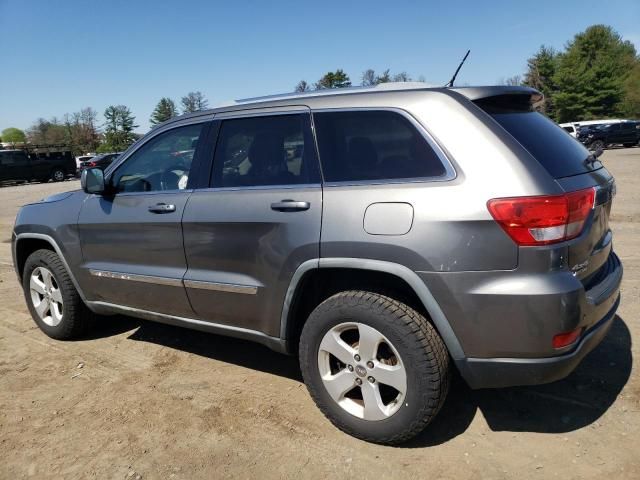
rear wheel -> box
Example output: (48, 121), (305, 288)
(51, 168), (65, 182)
(22, 249), (92, 339)
(299, 291), (450, 445)
(623, 143), (634, 148)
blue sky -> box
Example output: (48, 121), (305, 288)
(1, 0), (638, 133)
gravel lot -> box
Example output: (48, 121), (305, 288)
(0, 149), (638, 479)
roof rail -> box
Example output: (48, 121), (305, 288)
(233, 82), (435, 105)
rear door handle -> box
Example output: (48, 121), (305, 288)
(270, 200), (310, 212)
(148, 203), (176, 213)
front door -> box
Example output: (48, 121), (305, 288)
(77, 122), (209, 316)
(182, 111), (322, 337)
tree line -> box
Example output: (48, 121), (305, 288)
(2, 24), (638, 153)
(295, 68), (423, 92)
(0, 91), (209, 155)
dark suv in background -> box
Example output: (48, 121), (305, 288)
(578, 121), (640, 150)
(12, 84), (622, 444)
(0, 149), (76, 184)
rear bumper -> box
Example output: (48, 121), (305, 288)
(457, 294), (619, 388)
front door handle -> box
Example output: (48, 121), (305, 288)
(148, 203), (176, 213)
(270, 199), (310, 212)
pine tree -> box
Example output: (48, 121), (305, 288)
(552, 25), (637, 122)
(150, 98), (177, 125)
(315, 69), (352, 89)
(104, 105), (138, 151)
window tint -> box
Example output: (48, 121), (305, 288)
(211, 114), (317, 187)
(487, 111), (598, 178)
(112, 123), (204, 193)
(313, 110), (446, 183)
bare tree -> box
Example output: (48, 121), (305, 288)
(393, 72), (412, 82)
(181, 91), (209, 114)
(361, 69), (377, 86)
(294, 80), (311, 92)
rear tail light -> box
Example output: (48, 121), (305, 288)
(87, 161), (97, 167)
(487, 187), (595, 246)
(552, 327), (583, 349)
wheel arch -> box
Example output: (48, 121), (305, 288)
(13, 233), (88, 303)
(280, 258), (465, 360)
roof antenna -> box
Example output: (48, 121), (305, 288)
(445, 49), (471, 87)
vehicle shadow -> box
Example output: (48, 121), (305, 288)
(406, 315), (632, 447)
(124, 319), (303, 381)
(91, 314), (631, 447)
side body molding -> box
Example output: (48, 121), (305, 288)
(279, 257), (465, 360)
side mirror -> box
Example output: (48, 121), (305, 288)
(593, 146), (604, 158)
(81, 168), (106, 194)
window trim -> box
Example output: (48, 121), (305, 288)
(311, 107), (457, 187)
(207, 110), (322, 190)
(104, 117), (213, 195)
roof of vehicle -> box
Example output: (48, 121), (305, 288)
(154, 83), (542, 129)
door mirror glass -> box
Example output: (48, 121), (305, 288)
(81, 167), (105, 194)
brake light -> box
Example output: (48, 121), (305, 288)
(87, 161), (97, 167)
(487, 187), (596, 246)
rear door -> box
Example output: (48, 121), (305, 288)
(182, 108), (322, 336)
(77, 121), (210, 316)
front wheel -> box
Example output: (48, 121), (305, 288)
(589, 140), (605, 151)
(299, 291), (450, 445)
(22, 249), (92, 339)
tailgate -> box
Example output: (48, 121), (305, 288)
(555, 168), (616, 281)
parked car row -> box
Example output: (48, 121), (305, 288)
(560, 119), (640, 149)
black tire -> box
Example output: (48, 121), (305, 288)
(51, 168), (65, 182)
(589, 140), (605, 151)
(623, 143), (634, 148)
(299, 290), (450, 445)
(22, 249), (92, 339)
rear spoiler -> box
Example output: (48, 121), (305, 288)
(449, 86), (544, 113)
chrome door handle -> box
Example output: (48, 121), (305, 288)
(270, 200), (310, 212)
(148, 203), (176, 213)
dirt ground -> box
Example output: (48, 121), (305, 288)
(0, 149), (638, 480)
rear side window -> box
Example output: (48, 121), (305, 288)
(211, 114), (319, 188)
(313, 110), (447, 183)
(476, 97), (597, 178)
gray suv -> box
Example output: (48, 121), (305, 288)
(12, 84), (622, 444)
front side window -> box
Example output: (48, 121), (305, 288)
(211, 114), (318, 188)
(313, 110), (447, 183)
(111, 123), (204, 193)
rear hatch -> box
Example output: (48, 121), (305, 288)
(466, 89), (616, 282)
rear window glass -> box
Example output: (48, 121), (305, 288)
(314, 110), (447, 183)
(479, 101), (598, 178)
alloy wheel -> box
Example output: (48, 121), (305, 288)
(29, 267), (64, 326)
(317, 322), (407, 421)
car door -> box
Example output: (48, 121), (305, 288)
(182, 109), (322, 337)
(619, 123), (635, 144)
(77, 120), (210, 316)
